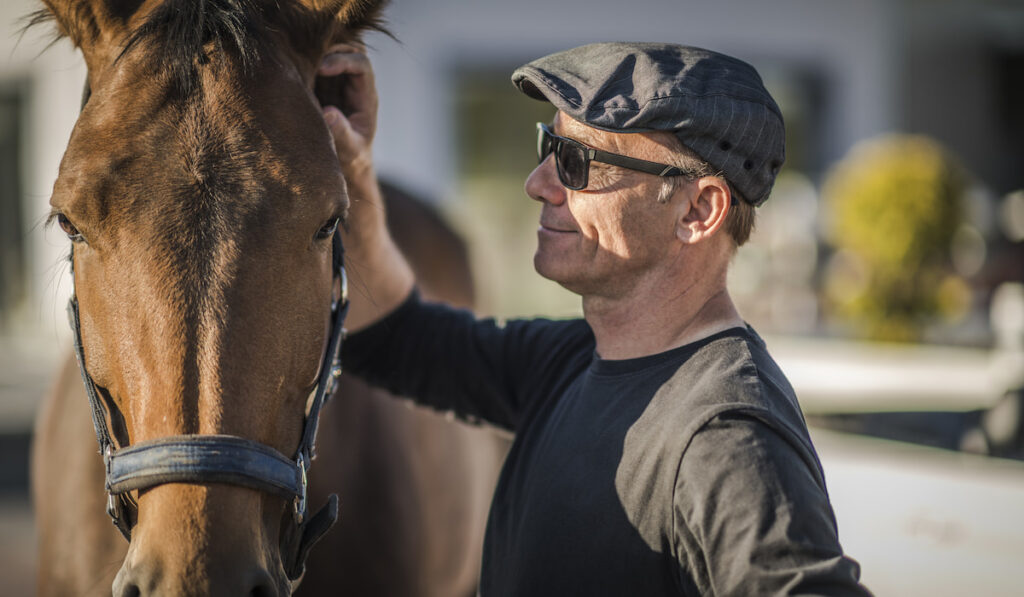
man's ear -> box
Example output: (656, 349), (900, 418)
(675, 177), (731, 245)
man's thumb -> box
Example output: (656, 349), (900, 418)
(323, 106), (354, 147)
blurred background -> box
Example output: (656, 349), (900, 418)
(2, 0), (1023, 594)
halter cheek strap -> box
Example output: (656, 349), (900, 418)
(66, 229), (349, 581)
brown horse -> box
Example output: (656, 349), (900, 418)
(29, 1), (505, 595)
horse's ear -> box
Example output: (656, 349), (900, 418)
(35, 0), (145, 54)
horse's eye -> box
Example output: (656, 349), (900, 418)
(316, 217), (341, 241)
(56, 213), (85, 243)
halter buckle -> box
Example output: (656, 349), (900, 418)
(106, 492), (119, 521)
(104, 445), (127, 532)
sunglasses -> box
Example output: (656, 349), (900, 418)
(536, 122), (693, 190)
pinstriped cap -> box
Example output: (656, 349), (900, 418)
(512, 42), (785, 206)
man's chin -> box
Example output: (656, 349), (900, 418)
(533, 252), (561, 282)
(533, 254), (585, 295)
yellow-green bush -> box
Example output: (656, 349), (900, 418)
(823, 135), (968, 341)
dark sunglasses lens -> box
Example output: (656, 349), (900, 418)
(556, 141), (587, 189)
(537, 127), (553, 163)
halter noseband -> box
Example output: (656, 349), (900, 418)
(66, 230), (349, 581)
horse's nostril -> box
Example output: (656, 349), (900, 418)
(249, 569), (280, 597)
(114, 555), (279, 596)
(112, 565), (143, 597)
(250, 578), (278, 597)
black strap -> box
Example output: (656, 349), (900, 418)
(295, 229), (348, 465)
(67, 289), (116, 456)
(281, 494), (340, 581)
(106, 435), (303, 498)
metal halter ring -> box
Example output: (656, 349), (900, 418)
(104, 445), (119, 521)
(294, 452), (308, 524)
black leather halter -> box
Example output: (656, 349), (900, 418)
(66, 230), (349, 581)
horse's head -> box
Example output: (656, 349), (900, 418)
(38, 1), (385, 594)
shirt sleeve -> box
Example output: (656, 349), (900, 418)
(673, 411), (872, 596)
(339, 290), (594, 432)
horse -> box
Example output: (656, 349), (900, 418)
(28, 1), (506, 595)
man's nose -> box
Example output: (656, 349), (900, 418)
(525, 155), (567, 205)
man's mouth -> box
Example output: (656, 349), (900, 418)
(539, 222), (576, 233)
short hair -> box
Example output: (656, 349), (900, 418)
(657, 135), (757, 247)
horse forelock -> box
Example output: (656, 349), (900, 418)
(117, 0), (383, 97)
(29, 0), (391, 101)
(121, 0), (276, 97)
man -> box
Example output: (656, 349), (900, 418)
(319, 42), (870, 596)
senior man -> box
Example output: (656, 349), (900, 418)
(319, 42), (869, 596)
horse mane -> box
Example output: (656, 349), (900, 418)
(26, 0), (389, 97)
(121, 0), (268, 95)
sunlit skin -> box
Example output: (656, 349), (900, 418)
(327, 49), (746, 360)
(527, 112), (686, 298)
(524, 112), (745, 359)
(333, 90), (746, 360)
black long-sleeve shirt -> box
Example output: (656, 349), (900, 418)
(341, 292), (870, 596)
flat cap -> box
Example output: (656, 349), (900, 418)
(512, 42), (785, 206)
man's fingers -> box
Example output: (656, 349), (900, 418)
(317, 43), (377, 159)
(323, 105), (368, 166)
(323, 105), (353, 143)
(318, 48), (372, 78)
(323, 105), (343, 128)
(324, 41), (366, 56)
(319, 53), (363, 77)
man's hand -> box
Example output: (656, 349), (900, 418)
(318, 43), (377, 178)
(315, 44), (415, 332)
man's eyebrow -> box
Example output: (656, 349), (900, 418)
(557, 124), (615, 152)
